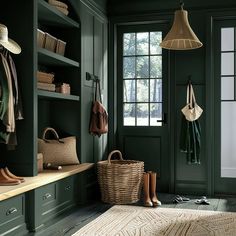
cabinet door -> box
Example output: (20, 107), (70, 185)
(80, 3), (94, 87)
(94, 16), (104, 86)
(79, 2), (108, 163)
(94, 15), (108, 162)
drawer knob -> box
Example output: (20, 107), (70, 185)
(65, 186), (71, 191)
(43, 193), (52, 200)
(6, 207), (17, 216)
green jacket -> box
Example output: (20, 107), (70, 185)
(179, 115), (201, 164)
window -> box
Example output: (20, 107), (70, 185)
(122, 32), (163, 126)
(220, 27), (236, 177)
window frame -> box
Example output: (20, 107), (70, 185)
(121, 30), (164, 127)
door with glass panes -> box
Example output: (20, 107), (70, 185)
(214, 20), (236, 194)
(117, 24), (169, 192)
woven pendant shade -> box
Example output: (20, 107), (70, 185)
(160, 8), (203, 50)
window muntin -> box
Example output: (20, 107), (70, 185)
(122, 31), (163, 126)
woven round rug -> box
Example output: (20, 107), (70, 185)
(73, 205), (236, 236)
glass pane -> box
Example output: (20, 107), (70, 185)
(150, 103), (162, 126)
(136, 56), (149, 78)
(150, 56), (162, 78)
(124, 103), (135, 126)
(150, 32), (162, 55)
(221, 102), (236, 177)
(221, 77), (234, 100)
(123, 33), (135, 56)
(136, 32), (149, 55)
(137, 80), (149, 102)
(123, 80), (136, 102)
(123, 57), (135, 78)
(221, 53), (234, 76)
(150, 79), (162, 102)
(137, 103), (149, 126)
(221, 28), (234, 52)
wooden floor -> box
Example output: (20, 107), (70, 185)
(26, 193), (236, 236)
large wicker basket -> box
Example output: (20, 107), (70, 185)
(97, 150), (144, 204)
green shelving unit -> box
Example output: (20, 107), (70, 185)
(38, 48), (80, 67)
(38, 90), (80, 101)
(38, 0), (80, 28)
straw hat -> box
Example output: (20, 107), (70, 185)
(0, 23), (21, 54)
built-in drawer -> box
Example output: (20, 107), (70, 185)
(27, 177), (77, 231)
(0, 194), (27, 235)
(39, 183), (56, 207)
(35, 182), (57, 215)
(57, 176), (74, 203)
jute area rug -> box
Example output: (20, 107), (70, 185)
(72, 205), (236, 236)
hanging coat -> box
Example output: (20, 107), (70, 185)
(0, 57), (9, 143)
(179, 114), (201, 164)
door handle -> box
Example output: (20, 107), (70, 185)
(163, 113), (167, 124)
(157, 113), (167, 124)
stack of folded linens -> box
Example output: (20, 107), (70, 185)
(37, 71), (55, 92)
(48, 0), (69, 16)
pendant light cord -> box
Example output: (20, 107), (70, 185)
(180, 1), (184, 10)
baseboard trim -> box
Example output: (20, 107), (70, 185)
(175, 181), (207, 195)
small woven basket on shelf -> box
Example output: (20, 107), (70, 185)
(97, 150), (144, 204)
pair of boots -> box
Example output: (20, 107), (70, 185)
(0, 167), (25, 185)
(143, 171), (161, 207)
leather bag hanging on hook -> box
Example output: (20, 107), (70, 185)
(181, 83), (203, 121)
(89, 80), (108, 137)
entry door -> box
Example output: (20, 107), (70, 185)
(214, 20), (236, 194)
(117, 24), (170, 192)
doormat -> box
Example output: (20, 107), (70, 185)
(72, 205), (236, 236)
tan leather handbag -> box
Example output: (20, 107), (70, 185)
(89, 80), (108, 137)
(38, 127), (80, 165)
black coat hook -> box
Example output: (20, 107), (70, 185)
(86, 72), (99, 82)
(188, 75), (192, 85)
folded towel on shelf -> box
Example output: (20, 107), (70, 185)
(48, 0), (68, 9)
(54, 6), (69, 15)
(37, 82), (55, 92)
(37, 71), (54, 84)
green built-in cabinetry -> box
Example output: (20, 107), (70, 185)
(0, 0), (81, 176)
(0, 194), (27, 235)
(0, 0), (108, 174)
(0, 0), (108, 235)
(0, 164), (94, 235)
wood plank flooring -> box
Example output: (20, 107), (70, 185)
(26, 193), (236, 236)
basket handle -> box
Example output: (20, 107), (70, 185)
(108, 150), (123, 164)
(42, 127), (64, 143)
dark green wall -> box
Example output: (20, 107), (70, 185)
(108, 0), (236, 16)
(108, 0), (236, 195)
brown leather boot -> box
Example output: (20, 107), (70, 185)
(4, 167), (25, 183)
(0, 168), (21, 185)
(143, 172), (153, 207)
(148, 171), (161, 207)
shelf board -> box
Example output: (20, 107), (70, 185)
(38, 90), (80, 101)
(38, 48), (79, 67)
(38, 0), (80, 28)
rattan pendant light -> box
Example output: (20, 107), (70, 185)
(160, 2), (203, 50)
